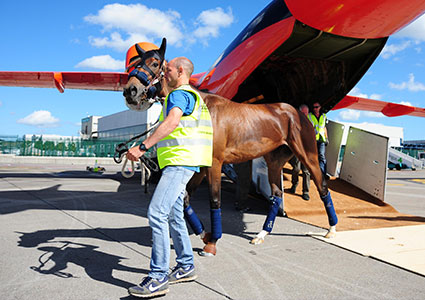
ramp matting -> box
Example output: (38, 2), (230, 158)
(282, 172), (425, 231)
(311, 225), (425, 276)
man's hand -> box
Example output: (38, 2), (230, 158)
(126, 146), (145, 161)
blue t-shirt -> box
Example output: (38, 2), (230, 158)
(166, 90), (200, 173)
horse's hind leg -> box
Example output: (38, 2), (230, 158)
(183, 168), (208, 238)
(251, 146), (293, 245)
(288, 127), (338, 238)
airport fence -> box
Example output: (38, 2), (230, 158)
(0, 137), (141, 158)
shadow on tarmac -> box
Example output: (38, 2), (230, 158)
(2, 169), (272, 291)
(16, 225), (154, 288)
(28, 241), (148, 289)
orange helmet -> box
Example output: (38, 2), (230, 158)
(125, 42), (159, 72)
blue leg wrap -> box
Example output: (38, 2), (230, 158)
(262, 196), (283, 233)
(210, 209), (222, 240)
(321, 191), (338, 226)
(184, 205), (204, 235)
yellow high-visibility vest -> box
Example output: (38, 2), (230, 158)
(157, 85), (213, 169)
(308, 112), (327, 142)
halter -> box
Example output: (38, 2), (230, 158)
(127, 49), (164, 100)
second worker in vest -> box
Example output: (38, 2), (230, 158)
(308, 102), (329, 179)
(126, 57), (213, 298)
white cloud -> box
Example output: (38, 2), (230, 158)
(84, 4), (184, 49)
(348, 87), (368, 98)
(399, 101), (413, 106)
(348, 87), (382, 100)
(395, 14), (425, 41)
(193, 7), (234, 44)
(339, 109), (361, 121)
(369, 93), (382, 100)
(344, 87), (384, 119)
(84, 4), (234, 51)
(389, 73), (425, 91)
(17, 111), (59, 127)
(363, 111), (383, 118)
(75, 55), (124, 70)
(88, 32), (152, 52)
(0, 100), (2, 107)
(380, 41), (411, 59)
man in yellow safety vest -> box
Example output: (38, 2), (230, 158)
(126, 56), (213, 298)
(308, 102), (329, 178)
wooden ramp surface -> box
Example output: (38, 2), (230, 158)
(284, 172), (425, 231)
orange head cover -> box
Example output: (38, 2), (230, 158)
(125, 42), (160, 73)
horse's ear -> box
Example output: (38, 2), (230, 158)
(135, 43), (145, 57)
(158, 38), (166, 60)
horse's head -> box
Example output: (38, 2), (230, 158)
(123, 38), (167, 111)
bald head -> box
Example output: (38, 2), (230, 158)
(165, 57), (194, 88)
(171, 57), (194, 77)
(299, 104), (309, 116)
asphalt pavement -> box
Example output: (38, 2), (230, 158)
(1, 159), (424, 300)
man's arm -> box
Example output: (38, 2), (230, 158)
(126, 107), (183, 161)
(324, 115), (329, 142)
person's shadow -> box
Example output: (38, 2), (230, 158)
(17, 226), (153, 289)
(29, 240), (148, 289)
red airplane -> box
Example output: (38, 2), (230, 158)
(1, 0), (425, 117)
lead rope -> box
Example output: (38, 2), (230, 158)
(114, 121), (160, 192)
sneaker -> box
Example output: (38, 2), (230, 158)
(288, 185), (297, 194)
(128, 276), (169, 298)
(302, 193), (310, 201)
(169, 265), (197, 284)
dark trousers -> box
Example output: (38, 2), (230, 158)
(289, 156), (310, 194)
(317, 141), (327, 175)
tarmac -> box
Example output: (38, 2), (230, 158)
(1, 156), (425, 300)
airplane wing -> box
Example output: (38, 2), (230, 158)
(1, 0), (425, 118)
(332, 95), (425, 118)
(0, 71), (128, 93)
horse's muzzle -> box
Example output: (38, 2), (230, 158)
(123, 85), (155, 111)
(123, 85), (138, 101)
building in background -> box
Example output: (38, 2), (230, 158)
(81, 116), (101, 140)
(96, 104), (161, 141)
(338, 121), (403, 147)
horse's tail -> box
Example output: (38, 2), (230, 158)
(297, 110), (317, 155)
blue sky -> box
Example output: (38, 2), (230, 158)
(0, 1), (424, 141)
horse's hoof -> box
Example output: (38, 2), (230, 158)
(199, 251), (215, 257)
(199, 243), (216, 256)
(250, 237), (264, 245)
(202, 232), (212, 244)
(324, 230), (336, 238)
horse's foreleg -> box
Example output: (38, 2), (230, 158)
(183, 168), (207, 237)
(200, 161), (223, 256)
(251, 148), (292, 245)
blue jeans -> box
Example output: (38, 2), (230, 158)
(317, 141), (327, 175)
(148, 166), (195, 279)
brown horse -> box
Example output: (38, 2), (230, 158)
(123, 38), (338, 256)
